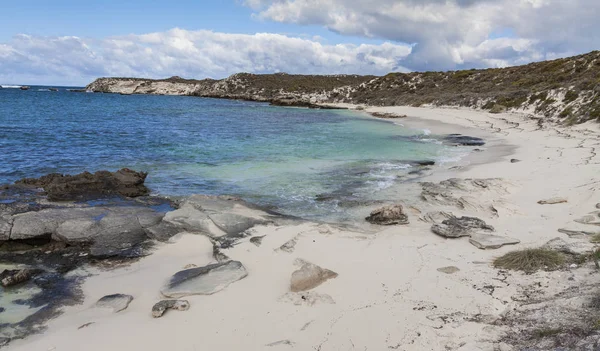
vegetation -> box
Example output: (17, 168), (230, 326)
(493, 248), (566, 272)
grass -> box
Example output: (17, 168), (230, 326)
(590, 234), (600, 243)
(493, 248), (566, 272)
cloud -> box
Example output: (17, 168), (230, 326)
(246, 0), (600, 71)
(0, 29), (411, 86)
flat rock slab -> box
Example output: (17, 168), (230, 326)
(95, 294), (134, 313)
(538, 197), (568, 205)
(574, 212), (600, 226)
(543, 237), (595, 255)
(152, 299), (190, 318)
(290, 261), (338, 292)
(161, 260), (248, 298)
(437, 266), (460, 274)
(558, 228), (599, 237)
(431, 216), (494, 238)
(469, 234), (520, 250)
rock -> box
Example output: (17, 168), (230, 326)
(421, 211), (454, 224)
(16, 168), (149, 201)
(0, 215), (12, 241)
(278, 292), (336, 306)
(78, 322), (95, 329)
(543, 237), (595, 255)
(370, 112), (407, 119)
(596, 203), (600, 209)
(161, 260), (248, 298)
(469, 234), (520, 249)
(510, 159), (521, 163)
(1, 268), (41, 287)
(365, 204), (409, 225)
(290, 261), (338, 292)
(278, 237), (298, 253)
(152, 299), (190, 318)
(431, 216), (494, 238)
(144, 221), (182, 241)
(95, 294), (133, 313)
(538, 197), (568, 205)
(442, 134), (486, 146)
(437, 266), (460, 274)
(574, 212), (600, 226)
(558, 228), (598, 237)
(250, 235), (265, 246)
(266, 340), (296, 347)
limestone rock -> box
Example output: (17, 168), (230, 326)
(290, 261), (338, 292)
(365, 204), (409, 225)
(510, 159), (521, 163)
(152, 299), (190, 318)
(437, 266), (460, 274)
(16, 168), (149, 201)
(469, 234), (520, 250)
(431, 216), (494, 238)
(543, 237), (595, 255)
(538, 197), (568, 205)
(596, 203), (600, 210)
(574, 212), (600, 226)
(558, 228), (599, 237)
(161, 260), (248, 298)
(0, 215), (12, 241)
(442, 134), (486, 146)
(250, 235), (265, 246)
(278, 238), (298, 253)
(421, 211), (454, 224)
(144, 221), (182, 241)
(95, 294), (133, 313)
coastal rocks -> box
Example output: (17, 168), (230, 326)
(152, 299), (190, 318)
(441, 134), (486, 146)
(1, 268), (42, 287)
(95, 294), (134, 313)
(16, 168), (149, 201)
(431, 216), (494, 238)
(365, 204), (409, 225)
(469, 234), (520, 250)
(537, 197), (568, 205)
(370, 112), (407, 119)
(162, 195), (278, 238)
(558, 228), (599, 237)
(161, 260), (248, 298)
(290, 260), (338, 292)
(270, 97), (344, 109)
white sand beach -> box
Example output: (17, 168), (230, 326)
(8, 106), (600, 351)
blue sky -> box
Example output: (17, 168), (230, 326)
(0, 0), (597, 85)
(0, 1), (383, 45)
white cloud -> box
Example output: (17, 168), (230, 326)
(0, 29), (411, 86)
(246, 0), (600, 71)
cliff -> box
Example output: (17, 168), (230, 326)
(87, 51), (600, 124)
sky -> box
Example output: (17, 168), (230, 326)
(0, 0), (598, 85)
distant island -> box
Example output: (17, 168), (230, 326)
(87, 50), (600, 125)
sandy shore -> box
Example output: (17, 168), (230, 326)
(8, 106), (600, 350)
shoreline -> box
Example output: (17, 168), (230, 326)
(6, 105), (600, 350)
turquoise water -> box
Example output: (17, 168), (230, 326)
(0, 86), (467, 220)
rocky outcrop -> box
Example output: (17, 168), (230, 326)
(431, 216), (494, 238)
(16, 168), (149, 201)
(1, 268), (42, 287)
(290, 260), (338, 292)
(441, 134), (486, 146)
(95, 294), (134, 313)
(161, 260), (248, 298)
(365, 204), (409, 225)
(152, 300), (190, 318)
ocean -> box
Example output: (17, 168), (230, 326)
(0, 85), (468, 221)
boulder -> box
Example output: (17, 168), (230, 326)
(152, 300), (190, 318)
(432, 216), (494, 238)
(95, 294), (133, 313)
(290, 261), (338, 292)
(469, 234), (520, 250)
(161, 260), (248, 298)
(16, 168), (149, 201)
(538, 197), (568, 205)
(365, 204), (409, 225)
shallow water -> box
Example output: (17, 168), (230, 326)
(0, 87), (469, 221)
